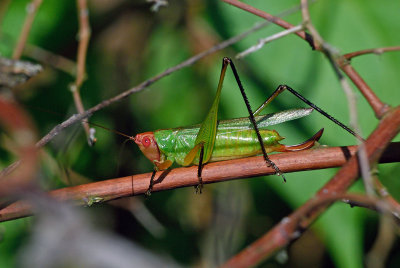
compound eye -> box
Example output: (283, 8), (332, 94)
(143, 136), (151, 147)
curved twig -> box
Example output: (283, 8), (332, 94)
(344, 46), (400, 60)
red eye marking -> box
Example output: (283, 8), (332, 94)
(143, 136), (151, 147)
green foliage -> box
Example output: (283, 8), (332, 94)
(0, 0), (399, 267)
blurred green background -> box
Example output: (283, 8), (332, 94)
(1, 0), (399, 267)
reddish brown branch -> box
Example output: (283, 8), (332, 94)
(12, 0), (43, 60)
(222, 106), (400, 268)
(0, 141), (399, 222)
(222, 0), (315, 49)
(344, 46), (400, 60)
(340, 64), (389, 118)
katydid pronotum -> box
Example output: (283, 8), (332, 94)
(133, 57), (362, 196)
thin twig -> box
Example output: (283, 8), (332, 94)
(222, 0), (316, 50)
(0, 142), (399, 222)
(374, 177), (400, 216)
(344, 46), (400, 60)
(12, 0), (43, 60)
(366, 215), (397, 268)
(222, 106), (400, 268)
(72, 0), (94, 145)
(340, 64), (389, 118)
(341, 46), (399, 117)
(236, 24), (304, 59)
(24, 44), (76, 76)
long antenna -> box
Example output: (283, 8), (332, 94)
(26, 105), (135, 141)
(85, 121), (135, 141)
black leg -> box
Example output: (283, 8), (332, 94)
(254, 84), (364, 141)
(145, 168), (157, 197)
(225, 57), (286, 182)
(195, 145), (204, 194)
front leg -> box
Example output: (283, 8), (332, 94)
(145, 160), (173, 196)
(145, 168), (157, 197)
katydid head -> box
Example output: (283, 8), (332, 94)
(134, 132), (160, 163)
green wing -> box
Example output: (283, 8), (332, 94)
(178, 108), (313, 137)
(218, 108), (314, 130)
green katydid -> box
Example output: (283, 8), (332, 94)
(133, 57), (362, 195)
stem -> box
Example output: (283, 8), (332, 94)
(72, 0), (94, 145)
(344, 46), (400, 60)
(12, 0), (43, 60)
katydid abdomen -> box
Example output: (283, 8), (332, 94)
(156, 128), (285, 165)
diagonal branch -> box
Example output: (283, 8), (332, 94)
(222, 0), (316, 49)
(222, 105), (400, 268)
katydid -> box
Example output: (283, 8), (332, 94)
(135, 108), (322, 195)
(133, 57), (361, 196)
